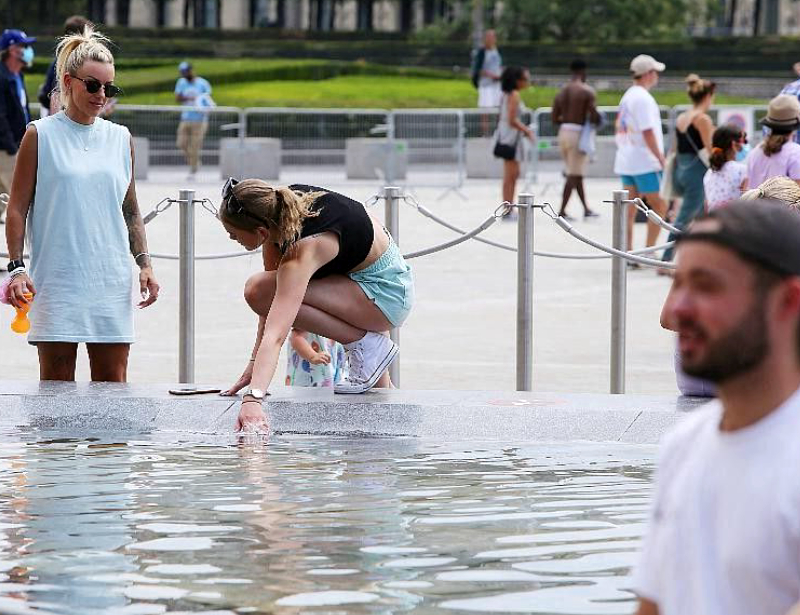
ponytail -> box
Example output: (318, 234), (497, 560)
(709, 147), (727, 171)
(55, 24), (114, 111)
(763, 132), (791, 157)
(219, 180), (324, 247)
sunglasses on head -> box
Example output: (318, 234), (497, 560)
(222, 177), (270, 227)
(72, 75), (122, 98)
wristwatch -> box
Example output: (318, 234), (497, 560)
(243, 387), (266, 402)
(7, 259), (24, 273)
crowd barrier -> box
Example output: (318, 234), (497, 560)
(30, 103), (769, 190)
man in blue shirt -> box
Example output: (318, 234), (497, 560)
(175, 61), (213, 178)
(0, 28), (35, 224)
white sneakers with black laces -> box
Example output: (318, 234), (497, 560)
(334, 332), (398, 394)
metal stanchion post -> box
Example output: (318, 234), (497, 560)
(383, 186), (402, 386)
(179, 189), (196, 384)
(610, 189), (629, 394)
(385, 112), (396, 185)
(516, 193), (535, 391)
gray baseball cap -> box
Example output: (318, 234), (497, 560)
(676, 199), (800, 276)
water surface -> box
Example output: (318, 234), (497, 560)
(0, 431), (654, 614)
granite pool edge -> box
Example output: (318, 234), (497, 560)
(0, 381), (709, 444)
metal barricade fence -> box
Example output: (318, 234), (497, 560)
(108, 104), (243, 167)
(390, 109), (465, 189)
(671, 104), (769, 145)
(244, 107), (391, 169)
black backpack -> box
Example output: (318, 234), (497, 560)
(470, 48), (486, 89)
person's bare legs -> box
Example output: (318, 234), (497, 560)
(38, 342), (78, 381)
(87, 343), (130, 382)
(243, 272), (396, 386)
(502, 159), (520, 205)
(623, 184), (639, 251)
(574, 176), (591, 214)
(641, 192), (667, 247)
(559, 176), (575, 216)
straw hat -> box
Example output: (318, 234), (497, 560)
(762, 94), (800, 131)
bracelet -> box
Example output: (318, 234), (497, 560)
(9, 266), (27, 279)
(134, 252), (151, 264)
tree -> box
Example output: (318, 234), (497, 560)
(499, 0), (701, 42)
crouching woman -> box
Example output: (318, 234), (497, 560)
(219, 180), (414, 431)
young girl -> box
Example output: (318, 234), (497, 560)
(285, 328), (347, 388)
(703, 124), (747, 211)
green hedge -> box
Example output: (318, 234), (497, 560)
(28, 30), (800, 78)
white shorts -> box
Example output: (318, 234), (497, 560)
(478, 83), (502, 108)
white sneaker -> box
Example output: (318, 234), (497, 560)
(334, 332), (398, 394)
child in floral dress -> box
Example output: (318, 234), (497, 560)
(285, 328), (347, 388)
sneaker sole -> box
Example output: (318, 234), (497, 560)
(334, 343), (399, 394)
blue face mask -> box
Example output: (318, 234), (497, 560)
(736, 143), (750, 162)
(21, 46), (34, 67)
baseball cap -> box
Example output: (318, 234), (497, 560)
(0, 29), (36, 50)
(675, 199), (800, 277)
(178, 61), (192, 73)
(630, 54), (665, 77)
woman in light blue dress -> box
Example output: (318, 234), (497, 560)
(3, 26), (159, 381)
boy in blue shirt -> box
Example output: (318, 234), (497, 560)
(174, 61), (213, 178)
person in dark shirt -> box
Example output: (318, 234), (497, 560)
(0, 28), (35, 224)
(217, 180), (415, 433)
(552, 59), (601, 219)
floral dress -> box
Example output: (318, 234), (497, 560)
(285, 332), (348, 388)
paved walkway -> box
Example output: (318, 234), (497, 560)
(1, 168), (678, 395)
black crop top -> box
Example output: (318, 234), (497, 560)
(676, 123), (704, 156)
(282, 184), (375, 279)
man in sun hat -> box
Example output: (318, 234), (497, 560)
(746, 94), (800, 189)
(174, 60), (213, 179)
(614, 54), (668, 253)
(633, 199), (800, 615)
(0, 28), (36, 224)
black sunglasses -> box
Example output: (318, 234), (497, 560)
(72, 75), (122, 98)
(222, 178), (271, 227)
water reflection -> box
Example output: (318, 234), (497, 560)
(0, 431), (654, 614)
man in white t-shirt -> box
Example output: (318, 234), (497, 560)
(634, 200), (800, 615)
(614, 54), (667, 251)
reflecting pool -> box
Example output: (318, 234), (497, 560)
(0, 431), (655, 614)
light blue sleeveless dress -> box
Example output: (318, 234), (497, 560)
(28, 112), (134, 343)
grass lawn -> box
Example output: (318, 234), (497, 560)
(118, 74), (764, 109)
(26, 57), (765, 109)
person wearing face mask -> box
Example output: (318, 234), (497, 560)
(0, 29), (35, 225)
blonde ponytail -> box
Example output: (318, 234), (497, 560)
(220, 180), (324, 247)
(55, 24), (114, 110)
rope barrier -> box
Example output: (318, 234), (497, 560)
(402, 209), (503, 260)
(624, 198), (682, 235)
(401, 196), (675, 259)
(547, 214), (676, 270)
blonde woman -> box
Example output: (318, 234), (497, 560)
(218, 180), (414, 432)
(3, 26), (159, 381)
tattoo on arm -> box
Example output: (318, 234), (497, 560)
(122, 183), (151, 269)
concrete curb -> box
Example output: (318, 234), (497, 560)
(0, 381), (709, 444)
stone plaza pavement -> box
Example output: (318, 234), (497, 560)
(0, 168), (679, 395)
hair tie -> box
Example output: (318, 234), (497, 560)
(711, 147), (723, 154)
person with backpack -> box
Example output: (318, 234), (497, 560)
(471, 30), (502, 136)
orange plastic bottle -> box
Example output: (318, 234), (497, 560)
(11, 292), (33, 334)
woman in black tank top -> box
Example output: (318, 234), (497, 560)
(662, 74), (716, 264)
(216, 179), (414, 432)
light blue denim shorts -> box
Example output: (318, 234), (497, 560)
(349, 240), (414, 328)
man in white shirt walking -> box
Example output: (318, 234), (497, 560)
(634, 200), (800, 615)
(614, 54), (667, 251)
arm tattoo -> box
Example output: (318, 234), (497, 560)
(121, 185), (151, 269)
